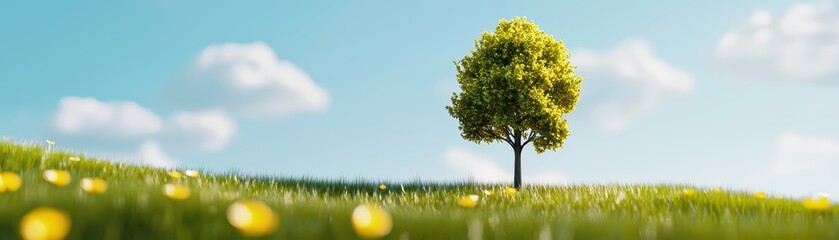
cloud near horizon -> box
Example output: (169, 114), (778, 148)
(771, 132), (839, 176)
(51, 96), (239, 166)
(164, 110), (237, 152)
(137, 140), (176, 168)
(53, 97), (163, 139)
(713, 2), (839, 80)
(444, 147), (511, 183)
(166, 42), (330, 119)
(574, 39), (694, 131)
(443, 147), (566, 184)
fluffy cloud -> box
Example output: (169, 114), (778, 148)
(137, 141), (176, 168)
(574, 39), (694, 131)
(713, 2), (839, 80)
(444, 147), (511, 183)
(443, 147), (566, 184)
(771, 132), (839, 176)
(48, 42), (329, 167)
(166, 42), (330, 118)
(52, 97), (238, 155)
(52, 97), (163, 139)
(165, 110), (236, 152)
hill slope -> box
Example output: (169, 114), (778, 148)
(0, 140), (837, 239)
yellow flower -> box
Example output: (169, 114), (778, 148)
(754, 191), (766, 200)
(184, 170), (200, 177)
(43, 170), (72, 187)
(352, 204), (392, 239)
(802, 196), (830, 212)
(167, 171), (183, 179)
(68, 157), (80, 162)
(712, 187), (722, 193)
(163, 184), (191, 200)
(378, 184), (387, 190)
(457, 194), (480, 208)
(227, 200), (278, 237)
(20, 207), (71, 240)
(504, 187), (517, 196)
(682, 188), (696, 196)
(80, 178), (108, 194)
(0, 172), (22, 192)
(483, 190), (495, 196)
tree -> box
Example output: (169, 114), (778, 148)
(446, 17), (582, 189)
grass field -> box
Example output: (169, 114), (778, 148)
(0, 140), (837, 239)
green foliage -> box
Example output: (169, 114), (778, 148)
(2, 141), (838, 239)
(447, 16), (582, 153)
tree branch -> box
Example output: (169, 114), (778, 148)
(522, 131), (537, 147)
(483, 128), (513, 147)
(503, 127), (515, 146)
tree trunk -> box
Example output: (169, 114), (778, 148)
(513, 145), (523, 189)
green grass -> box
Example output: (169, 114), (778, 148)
(1, 140), (838, 239)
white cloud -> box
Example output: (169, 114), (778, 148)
(137, 141), (176, 168)
(444, 147), (511, 183)
(713, 2), (839, 80)
(443, 147), (567, 184)
(52, 97), (237, 152)
(165, 110), (236, 151)
(771, 132), (839, 176)
(574, 39), (694, 131)
(751, 10), (774, 27)
(52, 97), (162, 139)
(166, 42), (330, 118)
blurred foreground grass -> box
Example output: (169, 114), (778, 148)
(1, 140), (838, 239)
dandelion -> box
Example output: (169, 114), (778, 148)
(352, 204), (393, 239)
(80, 178), (108, 194)
(0, 172), (22, 192)
(379, 184), (387, 190)
(20, 207), (71, 240)
(164, 184), (191, 200)
(167, 171), (183, 179)
(754, 191), (766, 200)
(43, 170), (72, 186)
(184, 170), (200, 177)
(227, 200), (278, 237)
(504, 187), (517, 196)
(682, 188), (696, 196)
(457, 194), (480, 208)
(68, 156), (80, 162)
(802, 195), (830, 212)
(483, 190), (495, 196)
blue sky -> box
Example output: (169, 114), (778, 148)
(2, 0), (838, 197)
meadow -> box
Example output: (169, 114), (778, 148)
(0, 140), (837, 239)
